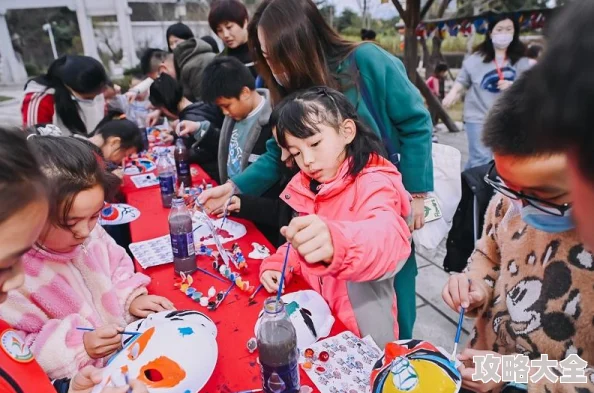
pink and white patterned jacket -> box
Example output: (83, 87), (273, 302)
(0, 226), (150, 379)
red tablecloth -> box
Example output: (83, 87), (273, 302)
(124, 167), (345, 393)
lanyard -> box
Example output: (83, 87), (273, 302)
(494, 57), (507, 80)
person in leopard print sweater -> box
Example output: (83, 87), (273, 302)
(442, 73), (594, 393)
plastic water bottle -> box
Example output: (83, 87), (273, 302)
(168, 197), (196, 275)
(157, 152), (175, 208)
(174, 138), (192, 187)
(257, 297), (300, 393)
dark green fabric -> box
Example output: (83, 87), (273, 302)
(232, 42), (434, 195)
(394, 249), (418, 340)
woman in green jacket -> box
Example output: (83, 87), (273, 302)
(198, 0), (433, 340)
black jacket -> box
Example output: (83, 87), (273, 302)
(443, 162), (497, 273)
(177, 102), (224, 183)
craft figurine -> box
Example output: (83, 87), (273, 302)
(92, 310), (218, 393)
(230, 243), (248, 270)
(255, 290), (335, 350)
(370, 340), (461, 393)
(248, 242), (271, 259)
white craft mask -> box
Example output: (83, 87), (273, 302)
(92, 310), (218, 393)
(255, 290), (334, 350)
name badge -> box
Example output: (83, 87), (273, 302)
(1, 329), (33, 363)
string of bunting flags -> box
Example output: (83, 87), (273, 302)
(414, 9), (553, 39)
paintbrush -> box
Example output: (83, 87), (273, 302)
(195, 266), (227, 283)
(249, 284), (264, 301)
(451, 307), (465, 362)
(209, 282), (235, 310)
(122, 366), (132, 393)
(76, 327), (140, 336)
(276, 244), (291, 304)
(220, 196), (233, 230)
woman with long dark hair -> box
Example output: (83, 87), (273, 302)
(443, 15), (530, 169)
(22, 55), (108, 136)
(199, 0), (434, 340)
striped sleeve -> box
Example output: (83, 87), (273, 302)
(22, 92), (55, 127)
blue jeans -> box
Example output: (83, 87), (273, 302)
(464, 122), (493, 170)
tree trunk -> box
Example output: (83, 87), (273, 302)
(403, 0), (421, 83)
(415, 71), (460, 133)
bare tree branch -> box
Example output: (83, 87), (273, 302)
(391, 0), (407, 22)
(437, 0), (452, 17)
(420, 0), (438, 20)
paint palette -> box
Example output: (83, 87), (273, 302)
(124, 158), (156, 175)
(192, 214), (247, 246)
(99, 203), (141, 226)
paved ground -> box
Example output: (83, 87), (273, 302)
(0, 84), (473, 351)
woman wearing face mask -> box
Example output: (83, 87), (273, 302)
(443, 16), (530, 170)
(166, 22), (194, 52)
(22, 55), (109, 136)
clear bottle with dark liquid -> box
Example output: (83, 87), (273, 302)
(157, 152), (175, 208)
(174, 138), (192, 187)
(168, 197), (196, 275)
(257, 297), (300, 393)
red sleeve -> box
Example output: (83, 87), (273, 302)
(22, 93), (54, 127)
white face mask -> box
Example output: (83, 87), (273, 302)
(491, 33), (514, 50)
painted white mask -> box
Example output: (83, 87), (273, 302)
(254, 290), (334, 350)
(92, 310), (218, 393)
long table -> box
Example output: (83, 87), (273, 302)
(123, 165), (345, 393)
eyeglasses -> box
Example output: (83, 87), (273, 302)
(483, 162), (572, 217)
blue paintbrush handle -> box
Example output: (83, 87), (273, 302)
(76, 327), (140, 336)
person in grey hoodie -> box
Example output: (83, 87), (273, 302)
(173, 37), (218, 102)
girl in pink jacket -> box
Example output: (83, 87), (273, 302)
(0, 135), (174, 380)
(259, 87), (412, 348)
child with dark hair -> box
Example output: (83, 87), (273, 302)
(88, 111), (144, 166)
(139, 48), (168, 79)
(259, 87), (412, 348)
(522, 1), (594, 251)
(166, 22), (194, 52)
(208, 0), (256, 78)
(0, 128), (148, 393)
(442, 72), (594, 393)
(360, 28), (377, 41)
(0, 136), (174, 380)
(22, 55), (109, 136)
(149, 73), (223, 181)
(200, 56), (272, 184)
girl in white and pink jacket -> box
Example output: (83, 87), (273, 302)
(0, 135), (174, 380)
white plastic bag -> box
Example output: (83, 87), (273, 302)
(412, 143), (462, 249)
